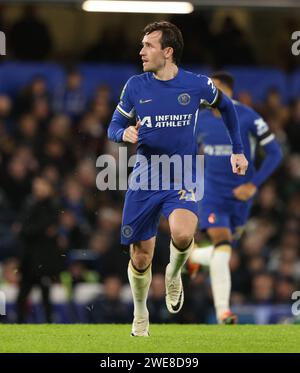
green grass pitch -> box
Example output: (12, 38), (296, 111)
(0, 324), (299, 353)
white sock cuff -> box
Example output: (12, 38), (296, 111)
(128, 260), (152, 278)
(171, 238), (194, 254)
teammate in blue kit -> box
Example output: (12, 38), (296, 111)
(188, 72), (282, 324)
(107, 22), (248, 336)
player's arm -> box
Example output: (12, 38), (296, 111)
(107, 109), (130, 142)
(107, 77), (139, 144)
(199, 76), (248, 175)
(108, 110), (140, 143)
(214, 93), (250, 175)
(249, 116), (282, 188)
(251, 138), (282, 187)
(233, 116), (283, 201)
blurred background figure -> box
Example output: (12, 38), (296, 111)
(10, 5), (52, 60)
(16, 176), (62, 323)
(53, 69), (87, 123)
(87, 275), (131, 323)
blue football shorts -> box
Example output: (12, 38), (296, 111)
(199, 195), (253, 235)
(121, 188), (199, 245)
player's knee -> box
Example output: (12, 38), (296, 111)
(208, 229), (232, 246)
(131, 252), (152, 271)
(172, 231), (193, 250)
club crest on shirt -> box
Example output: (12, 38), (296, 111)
(178, 93), (191, 106)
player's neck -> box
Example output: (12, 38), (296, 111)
(153, 64), (179, 81)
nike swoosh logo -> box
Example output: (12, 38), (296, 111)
(139, 99), (152, 104)
(170, 289), (183, 312)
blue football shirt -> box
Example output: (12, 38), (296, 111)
(116, 68), (218, 190)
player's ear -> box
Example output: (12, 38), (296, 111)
(164, 47), (173, 60)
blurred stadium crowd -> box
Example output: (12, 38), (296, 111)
(0, 65), (299, 324)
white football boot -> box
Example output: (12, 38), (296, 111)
(165, 263), (184, 314)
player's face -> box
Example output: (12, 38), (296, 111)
(140, 31), (168, 72)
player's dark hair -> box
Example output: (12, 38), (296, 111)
(211, 71), (235, 91)
(143, 21), (184, 65)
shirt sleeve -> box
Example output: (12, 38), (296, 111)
(197, 75), (219, 107)
(248, 111), (275, 146)
(107, 77), (136, 143)
(247, 109), (283, 186)
(116, 77), (136, 119)
(251, 139), (283, 187)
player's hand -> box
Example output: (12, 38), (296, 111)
(122, 121), (141, 143)
(230, 153), (248, 176)
(233, 182), (257, 201)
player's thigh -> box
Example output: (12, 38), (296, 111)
(207, 227), (232, 246)
(158, 189), (199, 246)
(168, 208), (198, 243)
(121, 189), (161, 245)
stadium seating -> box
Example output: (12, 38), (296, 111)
(0, 62), (299, 103)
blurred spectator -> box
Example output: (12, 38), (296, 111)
(212, 16), (255, 67)
(60, 260), (99, 298)
(14, 114), (40, 151)
(179, 271), (211, 323)
(83, 27), (131, 63)
(15, 76), (50, 118)
(259, 88), (290, 125)
(0, 188), (20, 260)
(251, 182), (284, 223)
(39, 137), (75, 175)
(274, 276), (297, 304)
(53, 69), (86, 122)
(62, 177), (87, 225)
(86, 276), (131, 323)
(148, 274), (171, 323)
(77, 113), (104, 156)
(282, 158), (300, 198)
(0, 257), (20, 285)
(0, 95), (13, 132)
(10, 5), (52, 60)
(251, 273), (274, 304)
(16, 176), (62, 323)
(88, 231), (127, 282)
(48, 115), (71, 142)
(1, 154), (32, 214)
(58, 209), (88, 252)
(286, 192), (300, 220)
(153, 219), (171, 274)
(230, 250), (251, 298)
(286, 98), (300, 153)
(96, 207), (122, 237)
